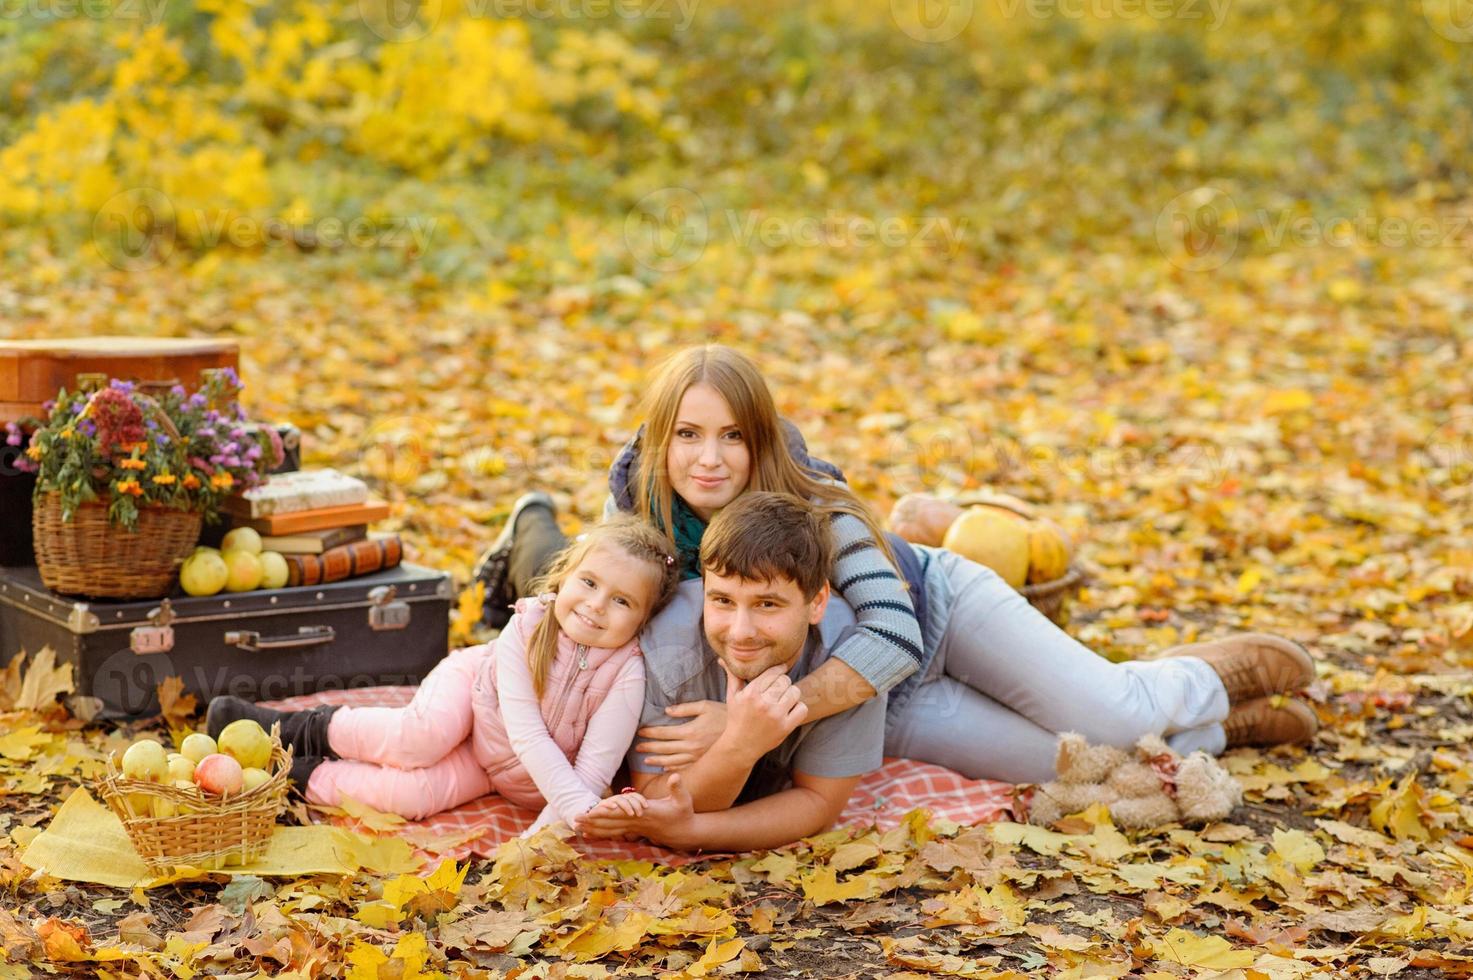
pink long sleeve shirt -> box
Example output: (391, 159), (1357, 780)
(469, 595), (645, 834)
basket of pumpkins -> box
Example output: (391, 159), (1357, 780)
(97, 719), (289, 873)
(889, 491), (1083, 624)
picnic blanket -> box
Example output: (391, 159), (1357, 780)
(265, 686), (1023, 866)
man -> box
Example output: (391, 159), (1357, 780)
(581, 490), (1316, 852)
(581, 491), (882, 851)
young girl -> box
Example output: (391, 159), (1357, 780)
(204, 516), (680, 832)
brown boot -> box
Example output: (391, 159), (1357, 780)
(1160, 632), (1314, 704)
(1224, 695), (1318, 748)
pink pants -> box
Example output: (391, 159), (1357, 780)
(304, 644), (496, 820)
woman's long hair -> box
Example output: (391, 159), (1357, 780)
(523, 516), (679, 697)
(632, 344), (898, 571)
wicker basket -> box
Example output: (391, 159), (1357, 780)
(31, 390), (201, 599)
(33, 493), (201, 599)
(96, 728), (292, 874)
(1020, 564), (1086, 625)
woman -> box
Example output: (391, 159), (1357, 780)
(477, 345), (926, 750)
(474, 345), (1316, 782)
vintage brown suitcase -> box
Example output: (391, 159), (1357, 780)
(1, 336), (248, 567)
(0, 336), (240, 424)
(0, 561), (453, 720)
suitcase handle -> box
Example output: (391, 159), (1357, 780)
(224, 626), (336, 652)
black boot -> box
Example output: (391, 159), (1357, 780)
(205, 695), (341, 759)
(287, 755), (324, 802)
(469, 491), (564, 630)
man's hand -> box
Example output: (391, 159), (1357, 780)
(724, 664), (808, 756)
(635, 700), (728, 770)
(577, 775), (698, 848)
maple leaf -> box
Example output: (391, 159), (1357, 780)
(155, 676), (198, 732)
(1152, 928), (1255, 970)
(10, 647), (74, 713)
(35, 917), (91, 962)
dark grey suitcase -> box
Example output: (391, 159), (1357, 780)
(0, 562), (452, 719)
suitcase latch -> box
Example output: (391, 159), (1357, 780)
(131, 600), (176, 655)
(368, 585), (411, 631)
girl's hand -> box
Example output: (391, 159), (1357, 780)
(579, 775), (698, 848)
(635, 701), (728, 770)
(572, 793), (647, 833)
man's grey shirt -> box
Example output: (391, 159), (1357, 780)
(629, 579), (886, 803)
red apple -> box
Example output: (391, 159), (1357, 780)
(194, 753), (244, 796)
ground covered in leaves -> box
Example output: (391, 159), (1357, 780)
(4, 0), (1473, 976)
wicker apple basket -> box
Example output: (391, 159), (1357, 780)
(97, 725), (292, 874)
(951, 491), (1086, 625)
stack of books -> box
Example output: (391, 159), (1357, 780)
(224, 470), (402, 587)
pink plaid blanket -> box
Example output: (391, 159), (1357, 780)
(265, 686), (1022, 866)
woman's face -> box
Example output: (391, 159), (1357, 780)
(666, 382), (752, 521)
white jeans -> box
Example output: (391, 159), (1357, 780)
(885, 550), (1228, 783)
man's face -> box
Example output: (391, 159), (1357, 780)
(702, 568), (829, 682)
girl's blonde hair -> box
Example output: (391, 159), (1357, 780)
(523, 515), (680, 697)
(633, 344), (899, 571)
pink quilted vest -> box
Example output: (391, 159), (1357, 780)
(469, 596), (642, 809)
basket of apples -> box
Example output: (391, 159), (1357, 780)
(97, 718), (290, 873)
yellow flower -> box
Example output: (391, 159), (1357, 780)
(25, 445), (43, 461)
(116, 479), (143, 497)
(60, 426), (75, 439)
(119, 457), (148, 470)
(152, 473), (176, 485)
(182, 474), (201, 489)
(209, 471), (234, 490)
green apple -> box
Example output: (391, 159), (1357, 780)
(221, 527), (263, 555)
(218, 719), (272, 770)
(166, 753), (196, 783)
(179, 732), (217, 764)
(222, 549), (263, 592)
(180, 550), (228, 597)
(258, 551), (289, 590)
(241, 767), (271, 793)
(121, 739), (167, 782)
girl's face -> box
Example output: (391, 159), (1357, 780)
(554, 545), (659, 648)
(665, 382), (752, 521)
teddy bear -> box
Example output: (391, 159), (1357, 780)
(1026, 732), (1242, 829)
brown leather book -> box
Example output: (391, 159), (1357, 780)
(284, 535), (403, 587)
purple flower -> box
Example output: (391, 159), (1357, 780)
(5, 431), (19, 448)
(109, 379), (136, 393)
(224, 455), (242, 467)
(221, 441), (238, 454)
(209, 453), (225, 465)
(71, 402), (85, 415)
(230, 428), (245, 439)
(145, 419), (158, 430)
(221, 367), (239, 384)
(245, 444), (262, 459)
(189, 394), (207, 408)
(155, 433), (168, 446)
(78, 419), (97, 437)
(235, 405), (247, 420)
(197, 427), (216, 439)
(42, 400), (55, 412)
(171, 385), (186, 397)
